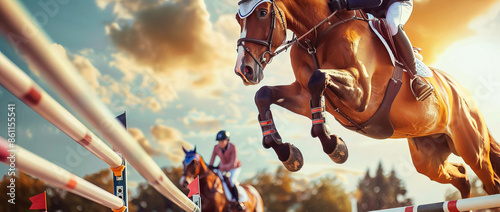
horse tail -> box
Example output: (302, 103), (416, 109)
(246, 185), (264, 212)
(489, 132), (500, 177)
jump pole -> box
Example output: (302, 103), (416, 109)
(0, 51), (127, 211)
(372, 194), (500, 212)
(0, 1), (199, 211)
(0, 51), (123, 169)
(0, 137), (126, 212)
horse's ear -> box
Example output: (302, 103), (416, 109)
(193, 146), (196, 153)
(182, 146), (188, 154)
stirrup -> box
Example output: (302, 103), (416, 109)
(410, 77), (433, 101)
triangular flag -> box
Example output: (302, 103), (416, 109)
(116, 112), (127, 129)
(29, 192), (46, 210)
(187, 176), (200, 198)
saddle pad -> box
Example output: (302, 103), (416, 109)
(368, 19), (433, 78)
(214, 170), (249, 202)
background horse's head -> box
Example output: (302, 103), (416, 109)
(235, 0), (287, 85)
(179, 146), (207, 187)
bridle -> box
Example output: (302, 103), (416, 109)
(237, 0), (286, 69)
(236, 0), (352, 70)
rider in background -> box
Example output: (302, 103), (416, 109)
(328, 0), (434, 101)
(209, 130), (245, 211)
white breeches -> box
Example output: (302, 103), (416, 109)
(386, 0), (413, 35)
(228, 167), (241, 187)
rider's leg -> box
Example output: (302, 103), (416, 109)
(229, 168), (245, 210)
(387, 1), (433, 101)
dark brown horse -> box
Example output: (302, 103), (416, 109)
(180, 148), (264, 212)
(234, 0), (500, 198)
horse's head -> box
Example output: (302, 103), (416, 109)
(235, 0), (287, 85)
(179, 146), (207, 187)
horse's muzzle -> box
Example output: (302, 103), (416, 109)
(235, 62), (262, 86)
(179, 176), (189, 187)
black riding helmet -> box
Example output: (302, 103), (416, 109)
(216, 130), (230, 141)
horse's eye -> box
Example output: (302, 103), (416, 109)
(258, 10), (268, 18)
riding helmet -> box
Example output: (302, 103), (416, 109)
(216, 130), (230, 141)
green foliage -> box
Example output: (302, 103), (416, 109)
(356, 162), (412, 211)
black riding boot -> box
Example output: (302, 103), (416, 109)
(393, 25), (433, 101)
(231, 185), (245, 211)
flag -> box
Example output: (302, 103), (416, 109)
(187, 176), (200, 198)
(116, 112), (127, 129)
(29, 192), (46, 210)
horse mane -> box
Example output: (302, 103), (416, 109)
(197, 154), (208, 167)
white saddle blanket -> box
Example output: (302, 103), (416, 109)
(214, 169), (249, 202)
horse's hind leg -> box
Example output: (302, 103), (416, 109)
(255, 81), (312, 172)
(409, 135), (471, 198)
(450, 124), (500, 195)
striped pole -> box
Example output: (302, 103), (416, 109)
(0, 51), (123, 169)
(0, 1), (198, 211)
(0, 137), (126, 212)
(372, 194), (500, 212)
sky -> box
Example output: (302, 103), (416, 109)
(1, 0), (500, 208)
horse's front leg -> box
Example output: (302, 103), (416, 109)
(255, 81), (311, 172)
(307, 68), (370, 164)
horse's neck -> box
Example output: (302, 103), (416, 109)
(278, 0), (358, 37)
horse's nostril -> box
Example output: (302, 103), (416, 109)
(245, 66), (253, 76)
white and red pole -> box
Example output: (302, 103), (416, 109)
(0, 1), (198, 211)
(0, 51), (123, 169)
(0, 137), (126, 212)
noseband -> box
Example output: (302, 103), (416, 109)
(237, 0), (286, 69)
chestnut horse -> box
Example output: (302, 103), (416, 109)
(180, 148), (264, 212)
(234, 0), (500, 198)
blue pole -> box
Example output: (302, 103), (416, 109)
(113, 112), (128, 212)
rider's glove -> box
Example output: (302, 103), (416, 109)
(328, 0), (348, 12)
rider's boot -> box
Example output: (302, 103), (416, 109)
(232, 185), (245, 211)
(393, 25), (433, 101)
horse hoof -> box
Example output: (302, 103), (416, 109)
(282, 143), (303, 172)
(328, 135), (348, 164)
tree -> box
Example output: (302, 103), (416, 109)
(357, 162), (413, 211)
(299, 176), (351, 212)
(244, 167), (300, 211)
(130, 166), (188, 212)
(0, 172), (46, 212)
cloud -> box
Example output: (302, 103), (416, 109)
(103, 0), (238, 99)
(128, 128), (158, 155)
(406, 0), (500, 63)
(26, 129), (32, 139)
(182, 109), (223, 134)
(96, 0), (164, 19)
(72, 54), (101, 91)
(151, 124), (193, 163)
(146, 97), (161, 112)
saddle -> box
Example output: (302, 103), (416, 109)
(213, 169), (248, 203)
